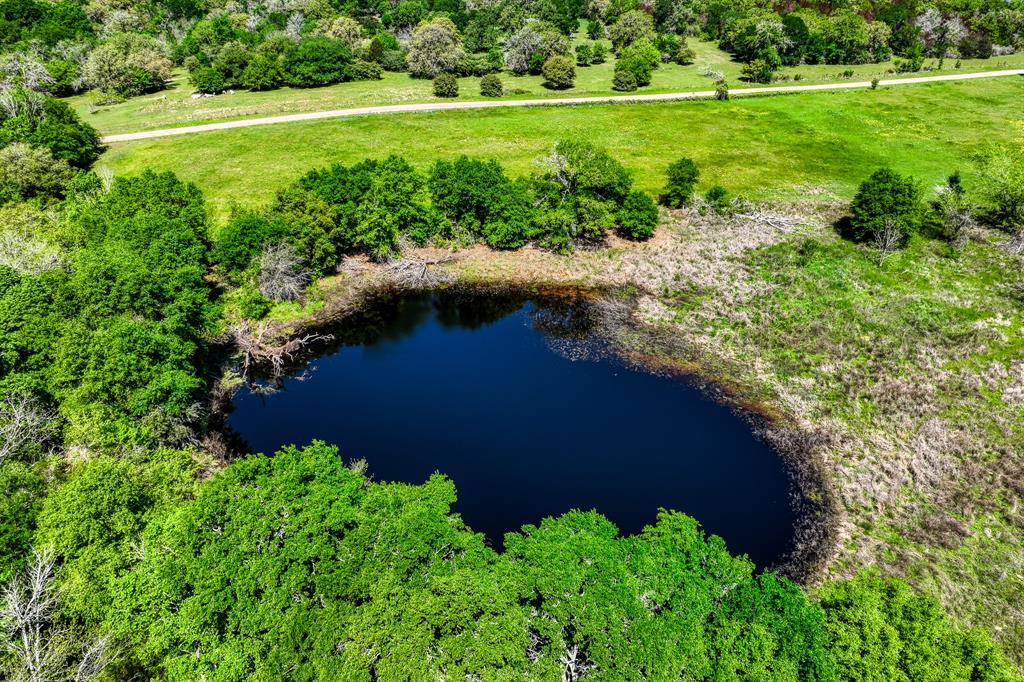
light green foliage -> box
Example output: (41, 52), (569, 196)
(542, 55), (576, 89)
(35, 450), (199, 625)
(974, 133), (1024, 234)
(819, 572), (1020, 681)
(608, 10), (655, 50)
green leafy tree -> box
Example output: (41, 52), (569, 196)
(617, 190), (658, 239)
(849, 167), (923, 242)
(283, 38), (353, 87)
(541, 54), (575, 89)
(663, 156), (700, 207)
(432, 71), (459, 97)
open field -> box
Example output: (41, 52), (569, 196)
(69, 38), (1024, 137)
(99, 77), (1024, 223)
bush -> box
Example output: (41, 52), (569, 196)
(0, 142), (76, 204)
(350, 59), (383, 81)
(189, 66), (225, 94)
(662, 157), (700, 207)
(615, 39), (659, 86)
(241, 54), (283, 91)
(740, 58), (774, 83)
(849, 167), (922, 242)
(479, 73), (502, 97)
(586, 19), (604, 40)
(704, 185), (730, 214)
(541, 55), (575, 89)
(674, 39), (696, 65)
(429, 156), (534, 248)
(433, 72), (459, 97)
(591, 42), (608, 64)
(612, 69), (637, 91)
(575, 43), (592, 66)
(283, 37), (353, 87)
(617, 190), (658, 240)
(715, 80), (729, 100)
(380, 49), (408, 72)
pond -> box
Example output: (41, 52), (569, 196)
(227, 292), (796, 567)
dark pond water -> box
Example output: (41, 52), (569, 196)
(228, 292), (796, 567)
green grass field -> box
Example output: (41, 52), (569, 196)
(98, 77), (1024, 222)
(69, 38), (1024, 137)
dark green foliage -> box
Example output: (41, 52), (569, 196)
(0, 0), (91, 47)
(586, 18), (603, 40)
(0, 459), (45, 583)
(663, 156), (700, 207)
(612, 68), (637, 91)
(429, 156), (535, 248)
(617, 190), (658, 240)
(189, 65), (225, 94)
(433, 72), (458, 97)
(211, 42), (250, 88)
(574, 42), (592, 66)
(541, 54), (575, 89)
(283, 38), (353, 87)
(849, 167), (922, 242)
(212, 212), (290, 276)
(0, 92), (101, 168)
(704, 184), (730, 214)
(479, 72), (502, 97)
(819, 572), (1019, 681)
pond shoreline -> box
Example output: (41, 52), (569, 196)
(208, 240), (841, 581)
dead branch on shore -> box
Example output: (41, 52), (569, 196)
(384, 255), (457, 289)
(229, 321), (333, 388)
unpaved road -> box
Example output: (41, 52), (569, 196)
(102, 69), (1024, 143)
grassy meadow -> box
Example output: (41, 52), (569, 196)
(68, 38), (1024, 137)
(98, 77), (1024, 223)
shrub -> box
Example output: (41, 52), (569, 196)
(189, 66), (225, 94)
(740, 58), (774, 83)
(212, 212), (290, 277)
(849, 167), (922, 242)
(575, 43), (592, 66)
(350, 59), (383, 81)
(283, 38), (352, 87)
(479, 73), (502, 97)
(241, 54), (283, 91)
(591, 42), (608, 64)
(586, 19), (604, 40)
(0, 142), (76, 204)
(380, 49), (408, 72)
(675, 39), (696, 65)
(433, 72), (458, 97)
(541, 55), (575, 89)
(615, 38), (659, 86)
(974, 142), (1024, 233)
(429, 156), (534, 248)
(662, 157), (700, 207)
(212, 42), (250, 88)
(612, 69), (637, 91)
(617, 190), (658, 239)
(704, 185), (730, 214)
(408, 17), (465, 78)
(715, 80), (729, 100)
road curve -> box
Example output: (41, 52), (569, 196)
(102, 69), (1024, 143)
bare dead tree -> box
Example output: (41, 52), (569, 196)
(1, 548), (117, 682)
(229, 320), (332, 387)
(258, 241), (309, 303)
(0, 394), (56, 465)
(560, 643), (594, 682)
(874, 219), (902, 266)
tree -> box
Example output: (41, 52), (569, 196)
(502, 21), (569, 75)
(608, 10), (655, 50)
(614, 38), (660, 86)
(973, 139), (1024, 237)
(617, 190), (658, 239)
(612, 68), (637, 91)
(432, 72), (458, 97)
(541, 55), (575, 89)
(819, 572), (1018, 681)
(407, 17), (465, 78)
(849, 167), (922, 243)
(0, 91), (101, 168)
(283, 38), (353, 88)
(257, 241), (308, 302)
(0, 142), (75, 204)
(663, 157), (700, 207)
(575, 42), (592, 65)
(740, 57), (774, 83)
(241, 54), (283, 91)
